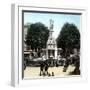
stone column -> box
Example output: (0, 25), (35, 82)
(55, 48), (57, 59)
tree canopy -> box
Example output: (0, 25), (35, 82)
(57, 23), (80, 56)
(25, 22), (49, 50)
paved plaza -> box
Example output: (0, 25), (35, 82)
(24, 65), (75, 78)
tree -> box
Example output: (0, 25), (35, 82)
(57, 23), (80, 57)
(25, 22), (49, 51)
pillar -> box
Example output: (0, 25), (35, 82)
(55, 47), (57, 59)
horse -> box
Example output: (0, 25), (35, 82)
(71, 55), (80, 75)
(39, 60), (49, 76)
(63, 58), (69, 72)
(63, 54), (80, 74)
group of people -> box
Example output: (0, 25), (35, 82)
(28, 49), (80, 76)
(39, 60), (55, 76)
(39, 53), (80, 76)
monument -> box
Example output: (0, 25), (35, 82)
(46, 19), (58, 59)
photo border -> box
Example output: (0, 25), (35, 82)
(11, 4), (87, 87)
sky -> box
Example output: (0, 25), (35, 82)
(24, 12), (80, 39)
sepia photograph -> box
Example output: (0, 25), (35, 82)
(23, 10), (81, 78)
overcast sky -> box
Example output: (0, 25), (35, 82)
(24, 12), (80, 39)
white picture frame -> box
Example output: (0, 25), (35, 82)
(11, 3), (87, 87)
